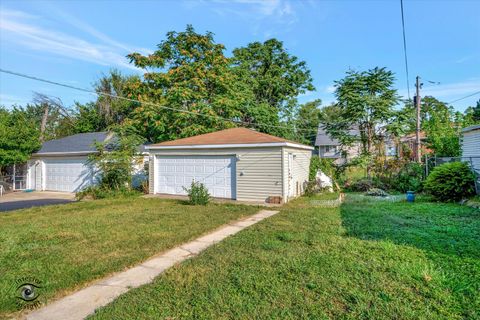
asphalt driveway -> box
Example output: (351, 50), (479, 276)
(0, 191), (75, 212)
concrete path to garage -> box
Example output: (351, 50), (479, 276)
(0, 191), (75, 212)
(25, 209), (279, 320)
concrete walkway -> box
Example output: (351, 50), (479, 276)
(26, 209), (279, 320)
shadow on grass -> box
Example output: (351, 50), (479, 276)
(339, 197), (480, 260)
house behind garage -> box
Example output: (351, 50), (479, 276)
(27, 132), (112, 192)
(146, 128), (313, 203)
(461, 124), (480, 193)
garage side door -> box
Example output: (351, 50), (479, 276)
(44, 158), (93, 192)
(156, 155), (236, 199)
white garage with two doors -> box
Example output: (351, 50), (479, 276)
(147, 128), (313, 204)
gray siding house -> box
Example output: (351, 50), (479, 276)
(461, 124), (480, 192)
(314, 126), (360, 162)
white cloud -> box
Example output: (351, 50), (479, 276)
(325, 85), (336, 94)
(455, 54), (476, 64)
(193, 0), (299, 38)
(0, 94), (30, 106)
(0, 8), (145, 72)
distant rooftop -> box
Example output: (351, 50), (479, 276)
(35, 132), (112, 154)
(315, 125), (359, 146)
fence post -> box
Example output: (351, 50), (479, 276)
(425, 155), (429, 177)
(469, 157), (479, 195)
(12, 164), (16, 191)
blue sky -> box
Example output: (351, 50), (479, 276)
(0, 0), (479, 112)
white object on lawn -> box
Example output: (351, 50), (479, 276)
(315, 170), (333, 192)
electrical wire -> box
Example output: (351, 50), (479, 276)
(400, 0), (411, 100)
(0, 68), (319, 134)
(447, 90), (480, 104)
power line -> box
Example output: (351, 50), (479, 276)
(400, 0), (411, 100)
(0, 68), (319, 134)
(447, 90), (480, 104)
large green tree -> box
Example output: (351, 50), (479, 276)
(0, 107), (41, 168)
(94, 69), (140, 128)
(126, 25), (245, 142)
(232, 38), (315, 136)
(420, 96), (461, 156)
(325, 67), (399, 155)
(294, 99), (322, 144)
(463, 99), (480, 127)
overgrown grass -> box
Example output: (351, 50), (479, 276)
(90, 194), (479, 319)
(0, 197), (258, 317)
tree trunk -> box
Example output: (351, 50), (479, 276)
(39, 103), (49, 142)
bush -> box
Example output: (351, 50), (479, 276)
(88, 133), (144, 191)
(76, 186), (140, 200)
(183, 181), (210, 205)
(424, 162), (476, 202)
(392, 162), (424, 192)
(347, 177), (386, 192)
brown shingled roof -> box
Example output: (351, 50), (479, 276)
(151, 127), (308, 147)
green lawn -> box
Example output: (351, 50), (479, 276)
(0, 197), (258, 317)
(90, 194), (480, 319)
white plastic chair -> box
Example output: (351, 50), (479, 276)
(0, 185), (4, 197)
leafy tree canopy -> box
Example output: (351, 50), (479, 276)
(324, 67), (399, 155)
(294, 99), (322, 144)
(232, 38), (314, 136)
(0, 107), (41, 167)
(126, 25), (244, 142)
(462, 99), (480, 127)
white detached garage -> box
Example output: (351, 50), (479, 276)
(147, 128), (313, 203)
(27, 132), (113, 192)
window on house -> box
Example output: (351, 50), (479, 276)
(325, 145), (338, 153)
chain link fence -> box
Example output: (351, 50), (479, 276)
(0, 163), (27, 194)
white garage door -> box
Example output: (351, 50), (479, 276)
(44, 158), (93, 192)
(156, 155), (236, 199)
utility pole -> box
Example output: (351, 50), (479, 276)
(415, 76), (421, 163)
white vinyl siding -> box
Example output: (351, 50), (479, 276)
(462, 129), (480, 157)
(149, 155), (155, 194)
(235, 148), (283, 202)
(149, 147), (283, 203)
(282, 147), (312, 200)
(462, 129), (480, 179)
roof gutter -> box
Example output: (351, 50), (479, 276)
(146, 142), (314, 151)
(31, 151), (97, 157)
(462, 124), (480, 133)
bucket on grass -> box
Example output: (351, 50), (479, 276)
(406, 191), (415, 203)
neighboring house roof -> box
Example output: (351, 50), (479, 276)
(315, 125), (359, 146)
(315, 126), (340, 146)
(34, 132), (113, 155)
(147, 127), (313, 150)
(399, 131), (427, 142)
(462, 124), (480, 133)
